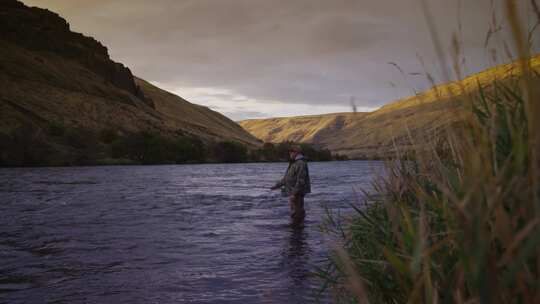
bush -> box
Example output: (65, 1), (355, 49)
(63, 127), (99, 150)
(111, 132), (166, 164)
(110, 132), (206, 164)
(250, 141), (337, 162)
(211, 140), (248, 163)
(99, 128), (119, 144)
(47, 122), (65, 137)
(173, 136), (206, 163)
(1, 125), (54, 166)
(300, 143), (332, 161)
(334, 153), (349, 161)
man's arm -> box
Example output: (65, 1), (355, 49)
(271, 163), (293, 190)
(270, 177), (285, 190)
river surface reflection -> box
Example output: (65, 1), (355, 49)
(0, 161), (383, 303)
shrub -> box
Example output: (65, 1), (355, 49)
(211, 140), (248, 163)
(1, 125), (54, 166)
(334, 153), (349, 161)
(62, 126), (99, 150)
(99, 128), (118, 144)
(250, 141), (337, 162)
(172, 136), (206, 163)
(47, 122), (65, 137)
(110, 132), (207, 164)
(111, 132), (166, 164)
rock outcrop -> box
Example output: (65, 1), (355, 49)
(0, 0), (261, 165)
(0, 0), (150, 106)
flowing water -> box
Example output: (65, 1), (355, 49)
(0, 161), (383, 303)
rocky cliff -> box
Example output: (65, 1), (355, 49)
(0, 0), (260, 165)
(0, 0), (148, 103)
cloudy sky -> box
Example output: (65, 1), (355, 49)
(22, 0), (539, 120)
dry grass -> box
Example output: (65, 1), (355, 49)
(319, 56), (540, 304)
(318, 1), (540, 303)
(0, 40), (260, 148)
(239, 112), (367, 144)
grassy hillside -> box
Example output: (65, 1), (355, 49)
(239, 112), (368, 145)
(136, 78), (259, 146)
(0, 0), (260, 165)
(240, 54), (540, 158)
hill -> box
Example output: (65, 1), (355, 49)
(239, 112), (368, 144)
(240, 55), (540, 158)
(0, 0), (260, 165)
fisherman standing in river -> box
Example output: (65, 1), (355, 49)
(271, 145), (311, 226)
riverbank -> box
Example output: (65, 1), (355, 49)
(0, 135), (346, 167)
(320, 54), (540, 301)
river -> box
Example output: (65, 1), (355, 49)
(0, 161), (383, 303)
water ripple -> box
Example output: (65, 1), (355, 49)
(0, 161), (382, 303)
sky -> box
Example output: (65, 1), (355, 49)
(21, 0), (539, 120)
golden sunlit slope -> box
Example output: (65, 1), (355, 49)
(239, 112), (368, 144)
(0, 0), (260, 159)
(240, 54), (540, 158)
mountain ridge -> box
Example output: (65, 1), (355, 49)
(240, 54), (540, 158)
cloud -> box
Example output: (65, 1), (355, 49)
(152, 81), (354, 120)
(22, 0), (539, 118)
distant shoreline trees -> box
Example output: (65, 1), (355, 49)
(0, 124), (348, 167)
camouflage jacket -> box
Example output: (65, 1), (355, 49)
(275, 155), (311, 196)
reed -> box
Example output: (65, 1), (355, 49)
(319, 1), (540, 303)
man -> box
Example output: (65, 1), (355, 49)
(271, 145), (311, 225)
